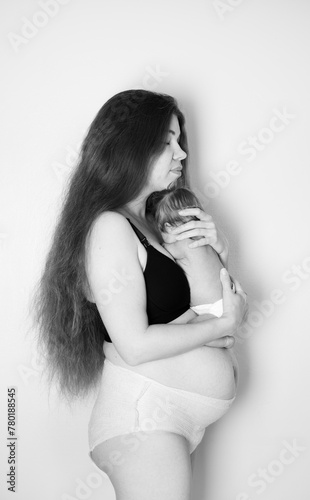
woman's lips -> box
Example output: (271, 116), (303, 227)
(170, 167), (182, 174)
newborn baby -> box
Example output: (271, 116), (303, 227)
(146, 187), (235, 318)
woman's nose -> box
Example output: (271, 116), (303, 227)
(173, 143), (187, 161)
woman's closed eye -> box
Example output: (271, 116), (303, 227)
(165, 138), (180, 146)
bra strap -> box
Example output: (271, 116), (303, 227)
(126, 218), (150, 248)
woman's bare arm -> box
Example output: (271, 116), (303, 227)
(86, 212), (242, 366)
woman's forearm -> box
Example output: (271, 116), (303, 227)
(132, 315), (231, 365)
(188, 312), (219, 323)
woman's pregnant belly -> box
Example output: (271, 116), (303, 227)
(103, 342), (238, 400)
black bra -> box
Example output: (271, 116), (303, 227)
(100, 218), (191, 343)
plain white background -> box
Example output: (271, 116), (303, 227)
(1, 0), (309, 498)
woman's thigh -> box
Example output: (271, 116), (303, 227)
(92, 430), (192, 500)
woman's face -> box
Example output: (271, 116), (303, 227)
(146, 114), (187, 192)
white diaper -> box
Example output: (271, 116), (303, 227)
(190, 298), (223, 317)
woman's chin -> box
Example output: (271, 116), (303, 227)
(153, 182), (174, 191)
(151, 175), (179, 192)
(167, 179), (178, 190)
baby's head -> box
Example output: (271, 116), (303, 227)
(146, 187), (203, 234)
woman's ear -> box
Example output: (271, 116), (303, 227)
(164, 222), (172, 231)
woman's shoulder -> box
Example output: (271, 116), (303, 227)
(89, 210), (134, 245)
(93, 210), (129, 229)
(84, 211), (144, 306)
(95, 209), (126, 222)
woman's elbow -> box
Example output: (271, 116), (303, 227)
(116, 347), (138, 366)
(128, 343), (146, 366)
(124, 350), (141, 366)
(115, 338), (145, 366)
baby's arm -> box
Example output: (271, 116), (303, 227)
(163, 238), (231, 317)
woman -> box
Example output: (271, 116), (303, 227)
(33, 89), (248, 500)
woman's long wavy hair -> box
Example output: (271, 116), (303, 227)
(31, 89), (189, 402)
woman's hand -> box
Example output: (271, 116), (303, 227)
(188, 312), (236, 348)
(188, 268), (248, 347)
(164, 207), (229, 265)
(219, 267), (248, 334)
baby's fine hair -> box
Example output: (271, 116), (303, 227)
(146, 187), (204, 232)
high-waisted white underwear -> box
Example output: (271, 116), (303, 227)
(88, 358), (236, 470)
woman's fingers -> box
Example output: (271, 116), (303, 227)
(221, 271), (247, 300)
(166, 208), (227, 256)
(220, 268), (234, 291)
(232, 277), (248, 300)
(205, 336), (235, 348)
(220, 269), (248, 330)
(243, 302), (249, 321)
(178, 207), (213, 222)
(233, 277), (243, 293)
